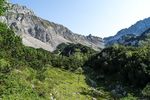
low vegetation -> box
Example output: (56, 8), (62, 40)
(86, 44), (150, 98)
(0, 22), (111, 99)
(0, 1), (150, 99)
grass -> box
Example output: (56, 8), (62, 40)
(1, 63), (138, 100)
(44, 67), (90, 100)
(42, 67), (111, 100)
(1, 65), (113, 100)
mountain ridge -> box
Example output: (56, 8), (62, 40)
(104, 17), (150, 46)
(0, 3), (104, 51)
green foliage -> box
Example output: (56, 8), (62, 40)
(53, 43), (68, 54)
(0, 64), (113, 99)
(0, 58), (10, 72)
(0, 0), (6, 15)
(53, 43), (97, 71)
(55, 43), (96, 56)
(0, 22), (112, 99)
(87, 45), (150, 87)
(0, 17), (149, 99)
(142, 83), (150, 97)
(120, 94), (137, 100)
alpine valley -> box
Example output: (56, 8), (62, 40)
(0, 1), (150, 100)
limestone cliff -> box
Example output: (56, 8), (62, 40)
(0, 3), (104, 51)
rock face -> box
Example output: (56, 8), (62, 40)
(119, 28), (150, 46)
(0, 3), (104, 51)
(104, 17), (150, 46)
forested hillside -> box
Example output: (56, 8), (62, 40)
(1, 21), (150, 99)
(0, 22), (113, 99)
(86, 45), (150, 98)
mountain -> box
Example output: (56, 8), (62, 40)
(104, 17), (150, 46)
(1, 2), (150, 99)
(0, 22), (112, 99)
(0, 3), (104, 51)
(111, 28), (150, 46)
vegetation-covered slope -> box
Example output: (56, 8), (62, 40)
(86, 45), (150, 98)
(1, 66), (103, 100)
(0, 22), (113, 100)
(0, 1), (150, 99)
(0, 22), (141, 100)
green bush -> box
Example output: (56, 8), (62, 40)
(142, 83), (150, 97)
(87, 45), (150, 87)
(0, 59), (10, 73)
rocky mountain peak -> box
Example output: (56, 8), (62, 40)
(7, 3), (34, 15)
(104, 17), (150, 46)
(0, 3), (104, 51)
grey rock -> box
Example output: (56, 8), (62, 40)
(92, 97), (97, 100)
(0, 3), (104, 51)
(110, 84), (127, 98)
(88, 78), (97, 87)
(104, 17), (150, 46)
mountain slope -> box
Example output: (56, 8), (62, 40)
(127, 28), (150, 46)
(104, 17), (150, 46)
(0, 22), (113, 100)
(0, 3), (104, 51)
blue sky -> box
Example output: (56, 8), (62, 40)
(10, 0), (150, 38)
